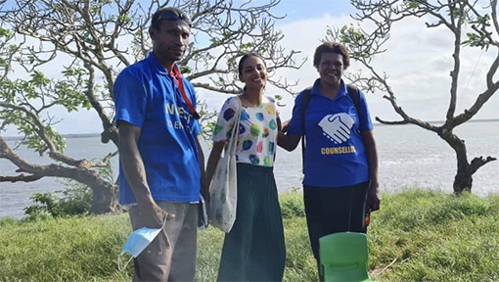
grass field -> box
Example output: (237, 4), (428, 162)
(1, 189), (498, 282)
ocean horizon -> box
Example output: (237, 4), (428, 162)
(3, 118), (498, 140)
(1, 119), (498, 219)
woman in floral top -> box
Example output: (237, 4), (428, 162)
(206, 53), (286, 281)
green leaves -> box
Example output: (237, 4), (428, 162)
(407, 1), (420, 9)
(462, 32), (488, 50)
(117, 14), (131, 24)
(337, 24), (366, 45)
(24, 185), (92, 219)
(55, 81), (86, 112)
(31, 71), (51, 87)
(239, 42), (257, 53)
(462, 15), (492, 50)
(0, 27), (12, 37)
(19, 124), (66, 155)
(180, 65), (192, 74)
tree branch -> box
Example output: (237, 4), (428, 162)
(0, 173), (44, 182)
(191, 82), (241, 94)
(0, 136), (114, 186)
(468, 156), (497, 175)
(442, 1), (465, 125)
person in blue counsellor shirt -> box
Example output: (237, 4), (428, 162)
(113, 7), (206, 282)
(278, 42), (381, 280)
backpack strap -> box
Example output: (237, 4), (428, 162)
(346, 84), (360, 114)
(346, 84), (361, 133)
(300, 87), (312, 169)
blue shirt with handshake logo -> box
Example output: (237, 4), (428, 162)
(287, 79), (373, 188)
(114, 53), (201, 204)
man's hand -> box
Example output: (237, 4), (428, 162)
(367, 181), (381, 211)
(137, 198), (170, 228)
(118, 121), (171, 228)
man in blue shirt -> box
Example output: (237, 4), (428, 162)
(114, 7), (205, 281)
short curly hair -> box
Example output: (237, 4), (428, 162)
(313, 42), (350, 70)
(151, 7), (192, 31)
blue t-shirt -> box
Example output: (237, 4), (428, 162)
(114, 53), (201, 204)
(287, 79), (373, 187)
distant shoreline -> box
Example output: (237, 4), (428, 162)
(374, 118), (499, 127)
(2, 133), (101, 141)
(2, 118), (498, 140)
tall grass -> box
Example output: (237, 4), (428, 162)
(370, 189), (499, 281)
(1, 189), (498, 282)
(0, 215), (132, 282)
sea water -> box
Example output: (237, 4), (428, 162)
(1, 120), (498, 219)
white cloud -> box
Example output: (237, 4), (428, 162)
(3, 5), (498, 137)
(161, 9), (499, 126)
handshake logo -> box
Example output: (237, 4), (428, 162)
(318, 113), (355, 144)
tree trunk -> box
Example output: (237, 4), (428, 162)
(440, 131), (471, 194)
(452, 138), (473, 194)
(39, 166), (122, 214)
(453, 162), (473, 194)
(1, 136), (121, 214)
(441, 130), (496, 194)
(90, 182), (120, 214)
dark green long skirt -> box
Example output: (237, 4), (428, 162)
(217, 163), (286, 282)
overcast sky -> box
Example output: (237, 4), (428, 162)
(3, 0), (498, 136)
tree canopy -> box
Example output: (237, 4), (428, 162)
(329, 0), (498, 193)
(0, 0), (303, 213)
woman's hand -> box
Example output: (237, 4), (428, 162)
(280, 119), (291, 133)
(367, 180), (381, 211)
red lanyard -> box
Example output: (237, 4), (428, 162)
(171, 65), (200, 120)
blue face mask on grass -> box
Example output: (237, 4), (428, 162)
(118, 221), (165, 271)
